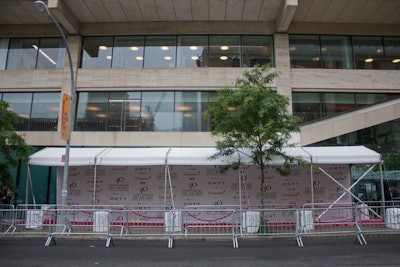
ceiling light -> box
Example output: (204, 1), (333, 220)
(99, 45), (108, 50)
(136, 56), (144, 60)
(365, 58), (374, 63)
(130, 46), (139, 51)
(220, 56), (228, 60)
(289, 46), (297, 51)
(106, 55), (112, 60)
(220, 46), (229, 51)
(190, 46), (198, 50)
(164, 56), (172, 60)
(312, 57), (320, 61)
(191, 56), (199, 60)
(392, 59), (400, 64)
(321, 47), (327, 52)
(161, 46), (169, 51)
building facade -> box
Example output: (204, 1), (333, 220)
(0, 0), (400, 204)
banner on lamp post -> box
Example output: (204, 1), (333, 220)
(60, 93), (71, 141)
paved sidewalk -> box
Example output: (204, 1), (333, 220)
(1, 235), (400, 267)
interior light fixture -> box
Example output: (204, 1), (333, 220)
(161, 46), (169, 51)
(220, 46), (229, 51)
(220, 55), (228, 60)
(392, 59), (400, 64)
(190, 46), (198, 50)
(106, 55), (112, 60)
(130, 46), (139, 51)
(365, 58), (374, 63)
(289, 46), (297, 51)
(312, 57), (320, 61)
(321, 47), (327, 52)
(32, 44), (57, 65)
(164, 56), (172, 60)
(136, 56), (144, 60)
(191, 56), (199, 60)
(99, 45), (108, 50)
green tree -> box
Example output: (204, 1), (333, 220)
(205, 65), (303, 209)
(0, 100), (31, 192)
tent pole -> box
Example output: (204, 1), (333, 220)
(379, 160), (385, 220)
(25, 165), (30, 205)
(93, 165), (97, 205)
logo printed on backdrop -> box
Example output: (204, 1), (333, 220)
(63, 164), (351, 207)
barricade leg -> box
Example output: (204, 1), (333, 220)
(45, 234), (56, 246)
(106, 235), (114, 248)
(168, 235), (174, 248)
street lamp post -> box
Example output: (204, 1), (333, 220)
(34, 1), (75, 211)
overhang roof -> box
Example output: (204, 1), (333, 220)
(1, 0), (399, 34)
(28, 146), (381, 167)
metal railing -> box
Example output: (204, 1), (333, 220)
(1, 202), (399, 248)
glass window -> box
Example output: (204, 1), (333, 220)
(242, 35), (274, 67)
(320, 36), (353, 69)
(352, 36), (385, 69)
(323, 93), (355, 116)
(174, 92), (206, 131)
(6, 38), (39, 70)
(2, 93), (32, 130)
(141, 92), (174, 131)
(75, 92), (109, 131)
(36, 38), (65, 69)
(177, 36), (208, 67)
(112, 36), (144, 68)
(289, 35), (321, 68)
(383, 37), (400, 70)
(355, 93), (386, 106)
(81, 37), (113, 68)
(144, 36), (176, 68)
(208, 36), (241, 67)
(108, 92), (141, 131)
(292, 92), (322, 123)
(0, 38), (9, 70)
(30, 92), (60, 131)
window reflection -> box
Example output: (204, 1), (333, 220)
(3, 93), (32, 130)
(81, 37), (113, 68)
(208, 36), (241, 67)
(30, 93), (59, 131)
(80, 35), (275, 68)
(293, 92), (399, 124)
(75, 91), (216, 132)
(76, 92), (108, 131)
(0, 38), (9, 70)
(36, 38), (65, 69)
(383, 37), (400, 70)
(320, 36), (353, 69)
(352, 36), (385, 69)
(7, 38), (39, 70)
(289, 35), (321, 68)
(242, 35), (274, 67)
(142, 92), (174, 131)
(6, 38), (65, 70)
(177, 36), (208, 67)
(144, 36), (176, 68)
(113, 36), (144, 68)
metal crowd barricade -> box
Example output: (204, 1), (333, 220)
(1, 204), (59, 236)
(295, 203), (366, 247)
(356, 201), (400, 237)
(239, 205), (298, 239)
(0, 204), (15, 235)
(179, 205), (239, 248)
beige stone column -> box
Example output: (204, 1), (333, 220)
(274, 33), (293, 113)
(57, 35), (81, 135)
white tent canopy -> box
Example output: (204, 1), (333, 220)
(28, 146), (381, 166)
(27, 146), (383, 208)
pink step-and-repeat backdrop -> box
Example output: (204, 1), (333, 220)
(60, 164), (351, 207)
